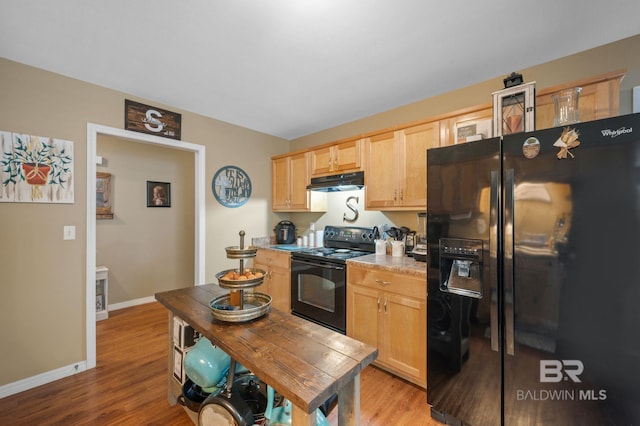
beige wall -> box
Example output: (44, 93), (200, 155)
(96, 136), (195, 304)
(0, 58), (288, 387)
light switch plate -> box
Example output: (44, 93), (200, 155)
(63, 225), (76, 240)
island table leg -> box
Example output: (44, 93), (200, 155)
(338, 374), (360, 425)
(166, 311), (179, 406)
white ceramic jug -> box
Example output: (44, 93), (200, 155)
(391, 240), (405, 257)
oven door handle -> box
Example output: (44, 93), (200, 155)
(292, 258), (345, 270)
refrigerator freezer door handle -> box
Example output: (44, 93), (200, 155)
(505, 168), (515, 356)
(489, 170), (500, 352)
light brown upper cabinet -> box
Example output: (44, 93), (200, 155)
(273, 70), (624, 212)
(364, 121), (440, 210)
(535, 70), (623, 130)
(309, 139), (363, 177)
(440, 106), (494, 147)
(272, 151), (323, 212)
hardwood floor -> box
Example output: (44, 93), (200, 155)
(0, 302), (439, 425)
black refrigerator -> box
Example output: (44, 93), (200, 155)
(426, 113), (640, 425)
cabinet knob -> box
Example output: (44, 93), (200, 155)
(376, 279), (391, 286)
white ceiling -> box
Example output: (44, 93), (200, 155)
(2, 0), (640, 140)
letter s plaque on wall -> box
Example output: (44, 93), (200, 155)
(124, 99), (182, 140)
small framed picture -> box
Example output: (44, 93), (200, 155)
(96, 172), (114, 219)
(147, 181), (171, 207)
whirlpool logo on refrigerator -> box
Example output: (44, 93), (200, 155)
(516, 360), (607, 401)
(601, 126), (633, 138)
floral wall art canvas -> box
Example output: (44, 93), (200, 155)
(0, 131), (74, 203)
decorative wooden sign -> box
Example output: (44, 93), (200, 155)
(124, 99), (182, 140)
(212, 165), (252, 208)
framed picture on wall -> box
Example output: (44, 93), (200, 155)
(147, 181), (171, 207)
(96, 172), (114, 219)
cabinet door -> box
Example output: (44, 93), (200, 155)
(364, 131), (399, 209)
(333, 139), (362, 173)
(310, 140), (362, 176)
(442, 107), (493, 147)
(254, 250), (291, 312)
(269, 266), (291, 313)
(400, 122), (440, 209)
(382, 293), (426, 387)
(347, 284), (380, 349)
(288, 152), (309, 210)
(535, 77), (621, 130)
(272, 156), (290, 210)
(309, 146), (333, 176)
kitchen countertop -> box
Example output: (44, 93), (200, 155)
(347, 254), (428, 278)
(259, 245), (428, 277)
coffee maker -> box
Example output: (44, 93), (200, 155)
(412, 212), (428, 262)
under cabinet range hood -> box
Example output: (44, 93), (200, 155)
(306, 171), (364, 192)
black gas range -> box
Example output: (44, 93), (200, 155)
(290, 226), (379, 334)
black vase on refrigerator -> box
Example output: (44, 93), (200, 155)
(426, 113), (640, 425)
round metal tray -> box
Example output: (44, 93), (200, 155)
(216, 268), (266, 289)
(224, 245), (258, 259)
(209, 292), (272, 322)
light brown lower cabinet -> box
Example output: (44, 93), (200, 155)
(347, 265), (427, 388)
(253, 249), (291, 313)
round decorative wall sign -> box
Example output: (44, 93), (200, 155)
(212, 165), (252, 208)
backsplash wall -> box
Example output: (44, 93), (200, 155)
(288, 189), (421, 240)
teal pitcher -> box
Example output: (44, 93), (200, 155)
(263, 384), (329, 426)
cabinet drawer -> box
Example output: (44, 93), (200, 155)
(348, 266), (425, 300)
(255, 249), (290, 270)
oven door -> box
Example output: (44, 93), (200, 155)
(290, 256), (346, 334)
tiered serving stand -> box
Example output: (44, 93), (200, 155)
(209, 231), (272, 322)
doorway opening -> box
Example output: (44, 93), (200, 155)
(86, 123), (205, 370)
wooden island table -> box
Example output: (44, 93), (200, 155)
(155, 284), (378, 425)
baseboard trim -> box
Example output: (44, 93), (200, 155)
(0, 361), (87, 398)
(1, 297), (156, 399)
(109, 296), (156, 311)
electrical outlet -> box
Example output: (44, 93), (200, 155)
(63, 225), (76, 240)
